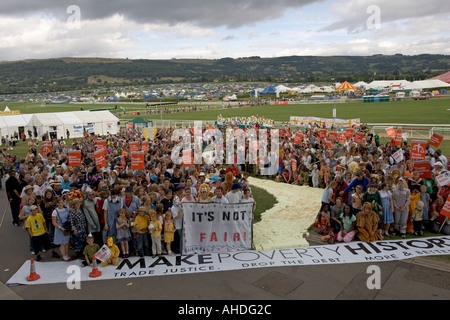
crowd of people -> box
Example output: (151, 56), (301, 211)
(1, 128), (256, 264)
(1, 120), (449, 265)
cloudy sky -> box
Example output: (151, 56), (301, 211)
(0, 0), (449, 61)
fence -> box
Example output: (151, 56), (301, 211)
(370, 124), (450, 140)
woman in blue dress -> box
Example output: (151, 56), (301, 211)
(103, 188), (123, 244)
(379, 182), (394, 237)
(52, 196), (72, 261)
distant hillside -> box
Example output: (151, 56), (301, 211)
(0, 54), (449, 94)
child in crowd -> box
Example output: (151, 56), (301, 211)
(115, 208), (132, 258)
(149, 210), (162, 257)
(81, 234), (100, 267)
(135, 207), (150, 257)
(412, 200), (424, 236)
(25, 205), (60, 261)
(163, 211), (176, 256)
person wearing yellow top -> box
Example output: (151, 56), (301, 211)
(135, 207), (150, 257)
(25, 205), (60, 261)
(164, 211), (176, 256)
(148, 210), (163, 257)
(101, 236), (120, 267)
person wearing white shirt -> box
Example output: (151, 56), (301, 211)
(225, 183), (243, 204)
(211, 186), (229, 204)
(241, 188), (256, 212)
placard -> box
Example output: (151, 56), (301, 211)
(338, 132), (347, 144)
(182, 150), (193, 167)
(68, 150), (82, 167)
(392, 149), (404, 163)
(429, 133), (444, 148)
(440, 196), (450, 218)
(129, 141), (139, 153)
(354, 132), (365, 144)
(345, 128), (354, 138)
(142, 140), (148, 154)
(41, 141), (52, 156)
(94, 150), (106, 169)
(94, 245), (112, 262)
(410, 140), (427, 160)
(413, 161), (432, 179)
(96, 140), (107, 152)
(328, 131), (338, 142)
(318, 129), (327, 139)
(436, 172), (450, 187)
(385, 127), (396, 137)
(294, 133), (303, 145)
(131, 151), (145, 170)
(393, 128), (402, 147)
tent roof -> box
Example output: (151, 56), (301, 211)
(428, 71), (450, 84)
(336, 81), (357, 91)
(55, 112), (83, 125)
(31, 113), (64, 126)
(72, 111), (104, 123)
(1, 114), (31, 127)
(366, 80), (411, 89)
(90, 110), (119, 122)
(403, 79), (450, 90)
(259, 85), (276, 94)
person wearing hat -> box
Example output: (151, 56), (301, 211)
(20, 184), (35, 208)
(356, 202), (380, 242)
(225, 183), (243, 204)
(432, 161), (445, 176)
(51, 179), (63, 197)
(123, 185), (141, 216)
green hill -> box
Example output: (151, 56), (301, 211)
(0, 54), (449, 93)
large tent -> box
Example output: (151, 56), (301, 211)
(336, 81), (357, 91)
(0, 110), (120, 142)
(403, 79), (450, 90)
(428, 71), (450, 84)
(259, 85), (276, 94)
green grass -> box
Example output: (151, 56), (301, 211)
(135, 98), (450, 124)
(2, 97), (450, 124)
(250, 185), (277, 223)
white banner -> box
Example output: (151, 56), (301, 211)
(6, 236), (450, 286)
(436, 172), (450, 187)
(182, 203), (254, 255)
(392, 149), (404, 163)
(289, 116), (360, 128)
(73, 125), (84, 136)
(84, 124), (95, 134)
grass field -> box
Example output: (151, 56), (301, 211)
(2, 96), (450, 124)
(3, 97), (449, 157)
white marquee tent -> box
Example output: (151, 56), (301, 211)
(0, 110), (120, 142)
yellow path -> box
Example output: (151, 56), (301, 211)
(249, 177), (323, 251)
